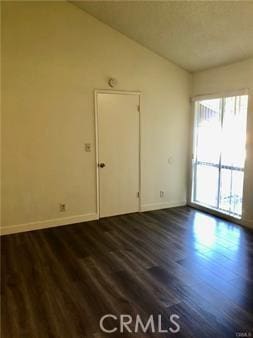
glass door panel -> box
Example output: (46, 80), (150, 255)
(195, 164), (219, 208)
(192, 94), (248, 218)
(219, 169), (244, 216)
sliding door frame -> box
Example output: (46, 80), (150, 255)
(187, 89), (249, 225)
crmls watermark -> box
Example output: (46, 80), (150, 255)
(99, 314), (180, 334)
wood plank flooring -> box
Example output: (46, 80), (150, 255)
(1, 207), (253, 337)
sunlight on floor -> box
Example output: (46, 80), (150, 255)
(192, 213), (241, 253)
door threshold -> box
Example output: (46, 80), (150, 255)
(188, 201), (243, 226)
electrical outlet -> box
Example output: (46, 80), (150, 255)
(160, 191), (165, 198)
(59, 203), (66, 212)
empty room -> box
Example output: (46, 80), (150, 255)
(1, 1), (253, 337)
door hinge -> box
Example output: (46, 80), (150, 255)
(137, 192), (140, 198)
(137, 105), (140, 112)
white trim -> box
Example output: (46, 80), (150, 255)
(138, 93), (142, 213)
(187, 100), (197, 205)
(94, 90), (100, 218)
(94, 89), (141, 96)
(141, 201), (186, 212)
(0, 213), (98, 236)
(94, 89), (142, 217)
(191, 88), (249, 102)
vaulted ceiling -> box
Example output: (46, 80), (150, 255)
(71, 1), (253, 72)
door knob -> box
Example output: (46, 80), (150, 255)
(98, 163), (106, 168)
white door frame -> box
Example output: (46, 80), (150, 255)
(94, 89), (142, 218)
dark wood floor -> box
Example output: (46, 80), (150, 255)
(1, 207), (253, 337)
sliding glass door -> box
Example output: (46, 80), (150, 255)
(192, 94), (248, 218)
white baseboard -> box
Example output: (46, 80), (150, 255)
(0, 202), (187, 235)
(141, 201), (186, 212)
(0, 213), (98, 236)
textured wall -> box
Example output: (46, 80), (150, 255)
(1, 1), (191, 232)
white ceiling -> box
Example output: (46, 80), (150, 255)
(71, 1), (253, 72)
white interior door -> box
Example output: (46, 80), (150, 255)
(97, 92), (140, 218)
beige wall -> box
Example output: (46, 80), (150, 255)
(1, 1), (191, 232)
(192, 58), (253, 228)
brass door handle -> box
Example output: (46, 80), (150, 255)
(98, 163), (106, 168)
